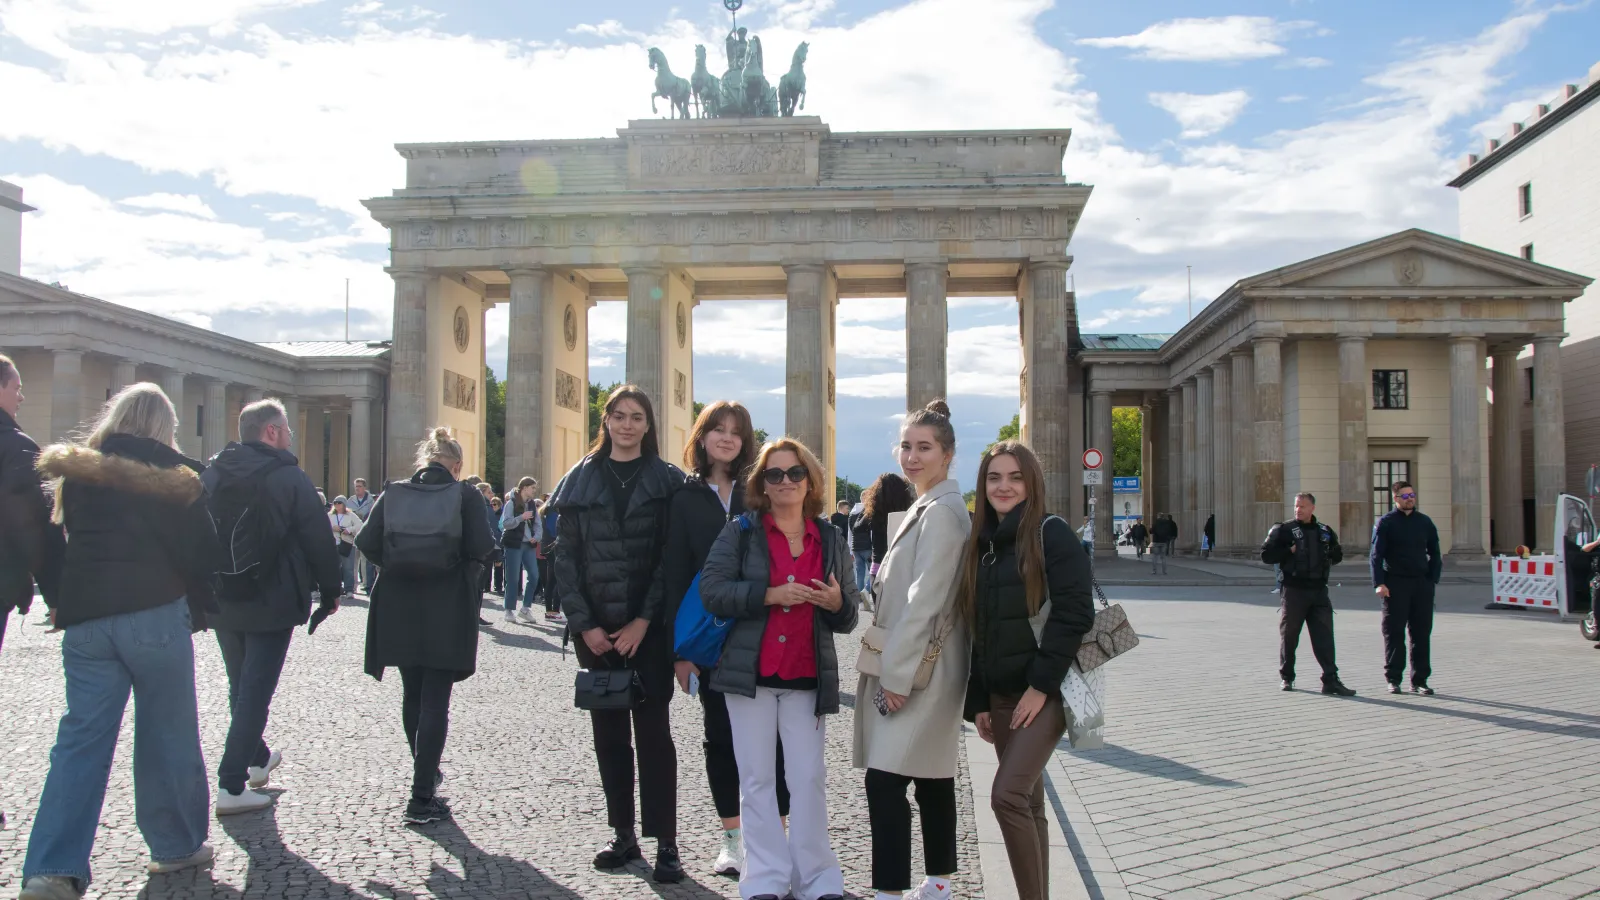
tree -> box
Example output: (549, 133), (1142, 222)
(989, 413), (1020, 452)
(484, 366), (506, 491)
(836, 475), (864, 505)
(589, 381), (621, 446)
(1112, 407), (1141, 477)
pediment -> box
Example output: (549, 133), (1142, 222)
(1243, 229), (1592, 293)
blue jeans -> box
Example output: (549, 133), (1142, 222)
(503, 545), (537, 611)
(215, 628), (293, 794)
(338, 548), (357, 595)
(23, 598), (209, 887)
(853, 549), (872, 596)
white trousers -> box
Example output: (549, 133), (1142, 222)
(725, 687), (844, 900)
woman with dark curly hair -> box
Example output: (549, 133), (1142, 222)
(859, 472), (915, 602)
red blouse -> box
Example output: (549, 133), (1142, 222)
(759, 514), (821, 681)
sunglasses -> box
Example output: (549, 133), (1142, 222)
(762, 465), (809, 485)
(1397, 492), (1416, 500)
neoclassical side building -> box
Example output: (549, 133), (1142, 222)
(1084, 230), (1590, 559)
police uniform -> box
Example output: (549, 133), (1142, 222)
(1261, 516), (1347, 691)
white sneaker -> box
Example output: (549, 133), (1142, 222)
(518, 607), (537, 623)
(18, 876), (84, 900)
(712, 830), (743, 876)
(908, 876), (953, 899)
(247, 750), (283, 789)
(215, 787), (273, 816)
(503, 608), (516, 623)
(148, 843), (215, 874)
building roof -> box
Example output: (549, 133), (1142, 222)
(1448, 60), (1600, 189)
(256, 341), (392, 359)
(1080, 334), (1169, 352)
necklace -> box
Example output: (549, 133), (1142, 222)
(607, 461), (641, 489)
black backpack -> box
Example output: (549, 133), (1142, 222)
(207, 459), (293, 584)
(380, 481), (464, 577)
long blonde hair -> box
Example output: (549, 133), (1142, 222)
(48, 383), (181, 523)
(414, 426), (464, 471)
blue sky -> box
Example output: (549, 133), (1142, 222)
(3, 0), (1596, 490)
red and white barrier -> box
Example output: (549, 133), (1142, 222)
(1491, 555), (1565, 614)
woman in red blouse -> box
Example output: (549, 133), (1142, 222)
(699, 439), (861, 900)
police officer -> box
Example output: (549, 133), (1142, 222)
(1369, 480), (1441, 695)
(1261, 492), (1356, 696)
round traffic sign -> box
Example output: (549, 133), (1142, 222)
(1083, 448), (1104, 469)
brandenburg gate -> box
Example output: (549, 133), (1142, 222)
(363, 115), (1091, 512)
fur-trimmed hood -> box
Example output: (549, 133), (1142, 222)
(36, 435), (204, 507)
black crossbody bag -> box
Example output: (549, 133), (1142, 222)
(574, 652), (645, 710)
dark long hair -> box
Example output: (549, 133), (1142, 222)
(589, 384), (660, 460)
(959, 441), (1049, 624)
(861, 472), (914, 523)
(683, 400), (756, 480)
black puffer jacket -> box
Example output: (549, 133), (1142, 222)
(0, 408), (52, 613)
(35, 434), (221, 630)
(551, 452), (685, 634)
(699, 513), (860, 716)
(357, 463), (495, 681)
(662, 475), (745, 640)
(964, 507), (1095, 720)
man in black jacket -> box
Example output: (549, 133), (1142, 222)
(1262, 492), (1356, 696)
(0, 354), (54, 655)
(1150, 513), (1176, 574)
(1370, 480), (1442, 695)
(202, 399), (342, 815)
(1128, 518), (1149, 560)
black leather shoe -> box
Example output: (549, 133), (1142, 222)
(1321, 681), (1357, 696)
(593, 830), (642, 869)
(653, 842), (684, 883)
(1280, 680), (1294, 691)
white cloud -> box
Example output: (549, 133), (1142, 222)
(569, 20), (631, 39)
(1148, 90), (1251, 138)
(1281, 56), (1331, 69)
(118, 192), (217, 219)
(1077, 16), (1315, 63)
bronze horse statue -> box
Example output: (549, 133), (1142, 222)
(691, 44), (721, 118)
(779, 41), (808, 117)
(743, 36), (778, 117)
(648, 47), (690, 119)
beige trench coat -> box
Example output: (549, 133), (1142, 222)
(852, 478), (972, 779)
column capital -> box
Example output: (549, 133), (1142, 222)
(1088, 388), (1113, 398)
(1209, 359), (1230, 373)
(385, 267), (430, 282)
(1228, 346), (1253, 360)
(1489, 341), (1526, 358)
(1195, 369), (1213, 384)
(620, 262), (668, 278)
(504, 266), (548, 279)
(781, 261), (828, 276)
(1165, 386), (1183, 396)
(1251, 334), (1284, 347)
(1449, 331), (1486, 345)
(1532, 332), (1567, 347)
(903, 258), (949, 272)
(1335, 332), (1370, 345)
(1025, 256), (1072, 272)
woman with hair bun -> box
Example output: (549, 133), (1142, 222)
(356, 425), (496, 824)
(854, 400), (972, 900)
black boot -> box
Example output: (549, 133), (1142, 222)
(653, 841), (684, 883)
(593, 829), (642, 869)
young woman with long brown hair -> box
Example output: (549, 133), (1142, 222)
(960, 441), (1094, 900)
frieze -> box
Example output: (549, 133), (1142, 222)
(639, 144), (806, 178)
(555, 369), (583, 412)
(442, 368), (477, 413)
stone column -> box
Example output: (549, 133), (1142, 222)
(1020, 259), (1073, 518)
(1089, 389), (1114, 558)
(1165, 388), (1182, 526)
(905, 260), (949, 411)
(1490, 347), (1525, 553)
(387, 270), (429, 480)
(1253, 336), (1285, 541)
(624, 264), (669, 417)
(1448, 335), (1486, 557)
(49, 350), (84, 443)
(784, 263), (830, 457)
(349, 397), (372, 490)
(506, 267), (551, 484)
(302, 405), (325, 488)
(1533, 335), (1567, 553)
(1141, 401), (1157, 525)
(1230, 350), (1254, 553)
(1181, 379), (1197, 552)
(278, 396), (301, 456)
(1209, 361), (1232, 554)
(1194, 370), (1214, 552)
(329, 409), (350, 500)
(202, 379), (228, 462)
(111, 359), (139, 394)
(160, 371), (187, 413)
(1337, 334), (1372, 548)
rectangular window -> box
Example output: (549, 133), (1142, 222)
(1520, 243), (1534, 261)
(1374, 460), (1410, 522)
(1372, 369), (1408, 410)
(1519, 182), (1533, 218)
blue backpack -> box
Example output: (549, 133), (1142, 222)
(674, 514), (756, 668)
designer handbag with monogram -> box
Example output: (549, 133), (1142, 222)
(1029, 516), (1139, 672)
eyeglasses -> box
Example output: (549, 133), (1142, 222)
(762, 465), (808, 485)
(1397, 492), (1416, 500)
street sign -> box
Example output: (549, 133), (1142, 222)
(1112, 476), (1140, 493)
(1083, 448), (1104, 469)
(1083, 470), (1104, 485)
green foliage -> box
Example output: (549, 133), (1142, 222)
(588, 381), (621, 447)
(989, 413), (1020, 454)
(1112, 407), (1141, 477)
(836, 475), (864, 505)
(962, 489), (977, 512)
(484, 366), (507, 492)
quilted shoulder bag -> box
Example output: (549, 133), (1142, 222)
(1030, 516), (1139, 672)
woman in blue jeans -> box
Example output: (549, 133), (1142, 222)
(500, 476), (541, 624)
(23, 383), (222, 899)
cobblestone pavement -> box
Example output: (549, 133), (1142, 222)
(0, 592), (978, 899)
(1050, 584), (1600, 900)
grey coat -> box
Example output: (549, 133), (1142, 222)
(698, 513), (861, 717)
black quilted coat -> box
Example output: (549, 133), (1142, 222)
(550, 453), (685, 635)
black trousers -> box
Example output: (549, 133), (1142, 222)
(1382, 577), (1435, 686)
(492, 563), (503, 594)
(576, 633), (677, 841)
(540, 558), (558, 613)
(865, 768), (958, 891)
(1280, 584), (1339, 685)
(400, 666), (455, 801)
(699, 676), (788, 821)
